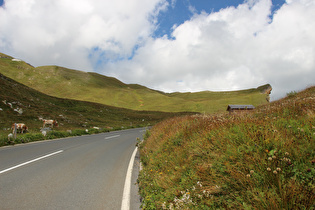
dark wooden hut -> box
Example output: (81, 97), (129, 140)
(227, 105), (255, 113)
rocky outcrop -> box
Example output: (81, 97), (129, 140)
(257, 84), (272, 102)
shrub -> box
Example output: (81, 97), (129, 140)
(286, 91), (297, 98)
(46, 131), (70, 139)
(72, 129), (89, 136)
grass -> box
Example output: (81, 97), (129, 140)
(1, 127), (118, 147)
(138, 86), (315, 209)
(0, 52), (270, 113)
(0, 72), (195, 146)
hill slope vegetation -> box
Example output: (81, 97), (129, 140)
(0, 52), (270, 113)
(0, 73), (192, 138)
(138, 86), (315, 209)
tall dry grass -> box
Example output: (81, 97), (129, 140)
(138, 86), (315, 209)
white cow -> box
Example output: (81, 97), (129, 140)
(43, 120), (58, 128)
(11, 123), (28, 133)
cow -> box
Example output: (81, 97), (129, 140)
(11, 123), (28, 133)
(43, 120), (58, 128)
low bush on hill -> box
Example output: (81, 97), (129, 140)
(138, 86), (315, 209)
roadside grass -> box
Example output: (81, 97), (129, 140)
(0, 127), (129, 147)
(138, 86), (315, 209)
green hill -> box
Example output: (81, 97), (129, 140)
(138, 86), (315, 209)
(0, 52), (271, 113)
(0, 72), (192, 138)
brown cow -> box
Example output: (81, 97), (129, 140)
(43, 120), (58, 128)
(11, 123), (28, 133)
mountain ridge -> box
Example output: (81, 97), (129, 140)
(0, 52), (271, 113)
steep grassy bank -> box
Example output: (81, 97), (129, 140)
(0, 52), (270, 113)
(138, 86), (315, 209)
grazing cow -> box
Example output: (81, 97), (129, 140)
(43, 120), (58, 128)
(11, 123), (28, 133)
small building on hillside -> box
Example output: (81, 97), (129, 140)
(227, 105), (255, 113)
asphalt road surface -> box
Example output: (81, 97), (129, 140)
(0, 128), (145, 209)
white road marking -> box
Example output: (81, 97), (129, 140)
(105, 135), (120, 140)
(0, 150), (63, 175)
(121, 147), (138, 210)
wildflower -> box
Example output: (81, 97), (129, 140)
(267, 167), (271, 171)
(268, 157), (273, 161)
(265, 149), (269, 153)
(162, 202), (167, 209)
(272, 155), (277, 159)
(276, 167), (281, 172)
(285, 152), (289, 156)
(250, 170), (254, 174)
(203, 190), (210, 198)
(273, 170), (278, 174)
(246, 174), (251, 178)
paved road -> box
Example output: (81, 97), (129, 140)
(0, 128), (145, 209)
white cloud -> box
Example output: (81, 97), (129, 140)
(0, 0), (165, 70)
(0, 0), (314, 101)
(102, 0), (315, 100)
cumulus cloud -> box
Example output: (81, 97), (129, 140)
(0, 0), (314, 100)
(0, 0), (165, 70)
(103, 0), (315, 100)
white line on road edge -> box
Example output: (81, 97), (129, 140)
(0, 150), (63, 175)
(121, 147), (138, 210)
(105, 135), (120, 140)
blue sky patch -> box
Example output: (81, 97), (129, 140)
(153, 0), (286, 38)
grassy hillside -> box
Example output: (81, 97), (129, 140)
(138, 86), (315, 209)
(0, 73), (193, 139)
(0, 52), (270, 113)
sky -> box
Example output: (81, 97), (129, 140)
(0, 0), (314, 101)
